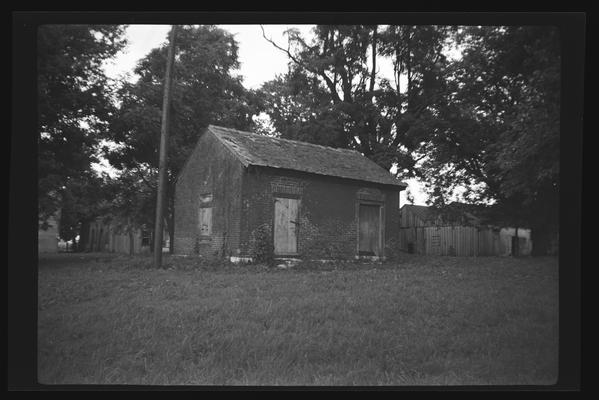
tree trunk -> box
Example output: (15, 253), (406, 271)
(406, 27), (412, 104)
(78, 221), (89, 253)
(369, 25), (377, 94)
(530, 206), (558, 257)
(531, 226), (551, 256)
(530, 187), (559, 257)
(129, 231), (134, 255)
(513, 226), (519, 257)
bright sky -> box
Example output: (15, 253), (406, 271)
(103, 24), (316, 89)
(101, 24), (429, 206)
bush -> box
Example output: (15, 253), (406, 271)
(384, 237), (403, 262)
(250, 224), (274, 266)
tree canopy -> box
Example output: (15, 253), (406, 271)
(257, 25), (458, 173)
(105, 25), (261, 249)
(416, 26), (560, 253)
(38, 24), (127, 235)
(38, 24), (561, 255)
(257, 24), (560, 254)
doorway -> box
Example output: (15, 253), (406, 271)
(274, 197), (299, 255)
(358, 203), (382, 256)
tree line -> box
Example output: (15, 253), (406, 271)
(38, 24), (560, 255)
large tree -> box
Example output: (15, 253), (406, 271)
(257, 67), (349, 147)
(38, 25), (127, 227)
(417, 26), (560, 254)
(258, 25), (454, 173)
(260, 25), (560, 255)
(106, 25), (260, 251)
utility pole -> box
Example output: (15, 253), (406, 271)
(154, 25), (177, 268)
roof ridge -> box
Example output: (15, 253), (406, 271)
(206, 124), (407, 188)
(208, 124), (361, 155)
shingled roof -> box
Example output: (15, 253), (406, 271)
(208, 125), (407, 188)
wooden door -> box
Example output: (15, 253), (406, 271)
(358, 204), (381, 256)
(274, 197), (299, 255)
(198, 207), (212, 237)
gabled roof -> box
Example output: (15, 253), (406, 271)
(208, 125), (407, 188)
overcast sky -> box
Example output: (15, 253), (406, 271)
(101, 24), (428, 205)
(103, 25), (318, 88)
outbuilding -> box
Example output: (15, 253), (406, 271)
(399, 204), (532, 256)
(81, 216), (155, 254)
(174, 125), (407, 262)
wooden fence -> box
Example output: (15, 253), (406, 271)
(399, 226), (508, 256)
(87, 223), (148, 254)
(107, 231), (145, 254)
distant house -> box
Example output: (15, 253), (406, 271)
(174, 125), (407, 262)
(82, 216), (154, 254)
(399, 204), (532, 256)
(38, 213), (60, 253)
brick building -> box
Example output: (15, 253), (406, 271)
(174, 125), (407, 262)
(399, 204), (533, 256)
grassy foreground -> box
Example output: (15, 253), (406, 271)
(37, 253), (558, 386)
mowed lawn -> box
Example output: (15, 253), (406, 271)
(37, 253), (558, 386)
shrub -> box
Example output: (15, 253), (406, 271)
(384, 237), (403, 262)
(250, 224), (274, 266)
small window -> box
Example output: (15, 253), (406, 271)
(198, 193), (213, 237)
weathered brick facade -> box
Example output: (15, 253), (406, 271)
(239, 167), (400, 260)
(174, 131), (244, 259)
(174, 126), (405, 262)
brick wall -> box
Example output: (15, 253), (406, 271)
(239, 167), (401, 260)
(174, 131), (244, 259)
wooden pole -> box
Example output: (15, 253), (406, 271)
(154, 26), (177, 268)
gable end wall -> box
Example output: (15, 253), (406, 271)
(174, 131), (244, 258)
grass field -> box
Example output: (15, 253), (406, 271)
(37, 253), (558, 386)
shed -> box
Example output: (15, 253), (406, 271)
(82, 216), (155, 254)
(174, 125), (407, 262)
(399, 204), (532, 256)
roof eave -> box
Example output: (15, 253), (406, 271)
(209, 126), (252, 168)
(247, 163), (407, 189)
